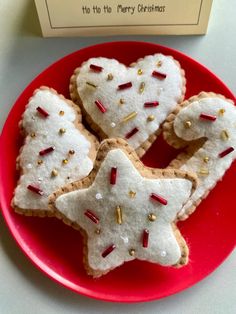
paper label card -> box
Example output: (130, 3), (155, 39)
(35, 0), (213, 36)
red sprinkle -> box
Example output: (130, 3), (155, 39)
(142, 229), (149, 248)
(199, 113), (217, 121)
(152, 71), (167, 80)
(36, 106), (49, 118)
(102, 244), (116, 258)
(218, 147), (234, 158)
(27, 184), (44, 196)
(110, 167), (117, 185)
(118, 82), (132, 90)
(125, 127), (139, 139)
(84, 210), (99, 224)
(144, 101), (159, 108)
(150, 193), (168, 205)
(95, 100), (107, 113)
(39, 146), (55, 156)
(89, 64), (103, 72)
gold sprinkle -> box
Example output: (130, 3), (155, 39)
(184, 121), (192, 128)
(147, 115), (155, 122)
(51, 169), (58, 177)
(86, 82), (97, 88)
(37, 159), (43, 165)
(137, 69), (143, 75)
(59, 110), (64, 116)
(157, 60), (162, 67)
(129, 249), (135, 256)
(122, 111), (137, 123)
(30, 132), (36, 138)
(69, 149), (75, 155)
(119, 98), (125, 105)
(59, 128), (66, 134)
(198, 168), (209, 176)
(95, 228), (101, 234)
(116, 206), (123, 225)
(139, 82), (145, 94)
(148, 213), (157, 222)
(220, 130), (229, 141)
(203, 156), (210, 163)
(62, 159), (68, 164)
(107, 73), (113, 81)
(218, 108), (225, 116)
(129, 190), (136, 198)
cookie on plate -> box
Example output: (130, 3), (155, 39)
(70, 54), (186, 157)
(12, 86), (98, 217)
(49, 138), (197, 277)
(163, 92), (236, 220)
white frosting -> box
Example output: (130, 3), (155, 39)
(55, 149), (193, 272)
(77, 55), (184, 149)
(173, 97), (236, 217)
(13, 89), (93, 210)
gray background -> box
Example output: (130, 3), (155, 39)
(0, 0), (235, 313)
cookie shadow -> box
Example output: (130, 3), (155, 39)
(17, 0), (41, 37)
(2, 210), (229, 313)
(0, 213), (202, 312)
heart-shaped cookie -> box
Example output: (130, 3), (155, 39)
(70, 54), (186, 157)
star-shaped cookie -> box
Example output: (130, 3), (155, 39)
(50, 139), (197, 277)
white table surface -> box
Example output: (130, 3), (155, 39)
(0, 1), (235, 313)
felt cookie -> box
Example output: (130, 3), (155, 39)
(12, 87), (98, 216)
(163, 92), (236, 220)
(70, 54), (186, 157)
(49, 139), (197, 277)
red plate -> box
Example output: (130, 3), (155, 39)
(0, 42), (235, 302)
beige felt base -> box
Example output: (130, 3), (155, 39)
(49, 138), (197, 277)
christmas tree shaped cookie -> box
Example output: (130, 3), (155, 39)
(12, 87), (98, 216)
(50, 139), (197, 277)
